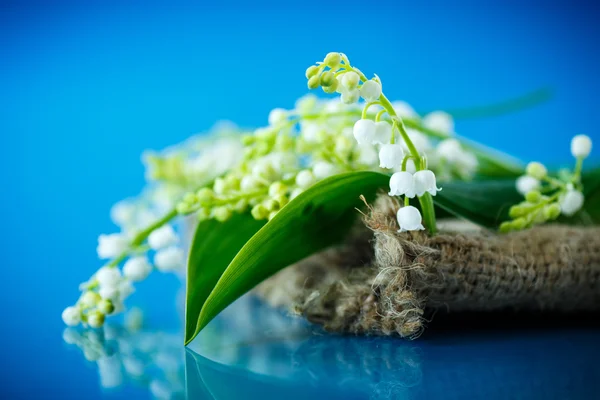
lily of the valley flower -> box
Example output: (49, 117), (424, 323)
(389, 171), (415, 197)
(560, 190), (584, 216)
(571, 134), (592, 159)
(516, 175), (540, 196)
(379, 144), (404, 169)
(123, 256), (152, 282)
(413, 170), (442, 197)
(97, 234), (128, 259)
(353, 119), (376, 145)
(397, 206), (425, 232)
(147, 225), (178, 250)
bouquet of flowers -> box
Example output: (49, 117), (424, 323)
(61, 52), (599, 344)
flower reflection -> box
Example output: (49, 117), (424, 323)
(62, 315), (184, 399)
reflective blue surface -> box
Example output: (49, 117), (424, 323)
(3, 1), (600, 399)
(61, 296), (600, 399)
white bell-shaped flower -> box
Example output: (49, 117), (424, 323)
(372, 121), (392, 145)
(123, 256), (152, 282)
(147, 225), (178, 250)
(95, 266), (122, 288)
(413, 170), (441, 196)
(313, 161), (339, 180)
(97, 234), (128, 259)
(296, 170), (316, 188)
(154, 246), (184, 272)
(341, 71), (360, 90)
(359, 80), (382, 102)
(515, 175), (540, 196)
(353, 119), (376, 145)
(423, 111), (454, 135)
(268, 108), (287, 126)
(436, 138), (462, 162)
(341, 89), (360, 104)
(560, 190), (584, 216)
(378, 144), (404, 169)
(389, 171), (416, 198)
(571, 134), (592, 159)
(397, 206), (425, 232)
(62, 306), (81, 326)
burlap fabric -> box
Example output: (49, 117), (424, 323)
(254, 195), (600, 338)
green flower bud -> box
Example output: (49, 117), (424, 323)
(213, 206), (232, 222)
(305, 65), (320, 79)
(262, 199), (279, 212)
(224, 175), (241, 191)
(324, 52), (341, 70)
(320, 71), (336, 87)
(87, 311), (105, 329)
(197, 207), (211, 221)
(251, 204), (269, 220)
(322, 79), (339, 94)
(526, 162), (547, 180)
(499, 221), (513, 233)
(213, 178), (227, 194)
(525, 190), (541, 203)
(176, 202), (192, 215)
(544, 203), (561, 220)
(275, 134), (295, 151)
(184, 192), (197, 204)
(196, 188), (215, 204)
(268, 182), (288, 197)
(80, 291), (101, 308)
(509, 205), (525, 218)
(97, 299), (115, 315)
(307, 75), (320, 90)
(274, 194), (289, 208)
(512, 217), (528, 230)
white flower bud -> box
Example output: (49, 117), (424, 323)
(423, 111), (454, 135)
(379, 144), (404, 169)
(62, 306), (81, 326)
(87, 311), (105, 328)
(341, 71), (360, 90)
(154, 246), (184, 272)
(413, 170), (441, 197)
(147, 225), (178, 250)
(341, 88), (360, 104)
(96, 234), (128, 259)
(373, 121), (392, 145)
(515, 175), (540, 196)
(313, 161), (339, 180)
(95, 267), (122, 288)
(99, 285), (120, 301)
(110, 201), (136, 227)
(123, 256), (152, 282)
(526, 162), (547, 180)
(353, 119), (376, 145)
(571, 134), (592, 159)
(240, 175), (260, 192)
(118, 280), (135, 300)
(397, 206), (425, 232)
(296, 170), (315, 188)
(359, 80), (382, 102)
(560, 190), (584, 216)
(80, 291), (101, 308)
(268, 108), (287, 126)
(389, 171), (415, 198)
(97, 299), (115, 315)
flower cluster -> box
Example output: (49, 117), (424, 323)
(304, 52), (445, 233)
(501, 134), (592, 232)
(63, 52), (502, 328)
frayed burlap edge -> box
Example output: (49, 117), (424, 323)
(254, 195), (600, 338)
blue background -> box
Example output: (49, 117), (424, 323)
(1, 1), (599, 398)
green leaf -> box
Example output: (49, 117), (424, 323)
(185, 214), (266, 344)
(186, 171), (388, 344)
(433, 179), (521, 228)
